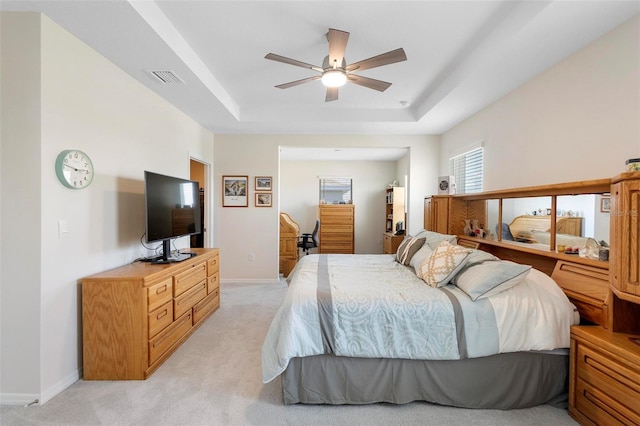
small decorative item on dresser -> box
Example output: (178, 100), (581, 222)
(626, 158), (640, 171)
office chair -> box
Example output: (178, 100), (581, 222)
(298, 220), (320, 255)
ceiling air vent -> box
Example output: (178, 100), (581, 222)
(147, 70), (184, 84)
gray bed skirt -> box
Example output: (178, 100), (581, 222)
(282, 351), (569, 409)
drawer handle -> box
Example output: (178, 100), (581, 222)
(156, 309), (168, 320)
(156, 285), (167, 295)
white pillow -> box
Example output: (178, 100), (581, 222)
(453, 260), (531, 300)
(419, 240), (472, 288)
(410, 244), (434, 278)
(414, 230), (458, 249)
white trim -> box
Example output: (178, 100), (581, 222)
(0, 393), (40, 407)
(221, 278), (281, 286)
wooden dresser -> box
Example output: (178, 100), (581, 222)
(82, 248), (220, 380)
(279, 212), (300, 276)
(318, 204), (354, 254)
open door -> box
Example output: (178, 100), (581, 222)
(190, 158), (207, 248)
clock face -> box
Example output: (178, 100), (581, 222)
(55, 150), (94, 189)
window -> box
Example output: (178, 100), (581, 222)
(450, 147), (483, 194)
(319, 177), (352, 204)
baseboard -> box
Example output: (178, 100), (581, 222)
(40, 368), (81, 405)
(1, 368), (81, 406)
(221, 278), (281, 285)
(0, 392), (40, 407)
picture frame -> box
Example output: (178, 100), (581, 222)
(255, 176), (272, 191)
(255, 192), (272, 207)
(600, 196), (611, 213)
(222, 175), (248, 207)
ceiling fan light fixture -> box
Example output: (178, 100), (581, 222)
(322, 70), (347, 88)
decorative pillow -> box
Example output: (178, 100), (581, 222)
(453, 260), (531, 300)
(395, 236), (426, 265)
(419, 240), (472, 288)
(409, 244), (433, 278)
(414, 230), (458, 249)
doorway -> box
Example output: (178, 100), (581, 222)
(190, 158), (209, 248)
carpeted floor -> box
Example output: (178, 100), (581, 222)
(1, 281), (578, 425)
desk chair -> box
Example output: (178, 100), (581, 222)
(298, 220), (320, 255)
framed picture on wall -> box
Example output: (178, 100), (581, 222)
(600, 196), (611, 213)
(255, 176), (272, 191)
(255, 192), (272, 207)
(222, 175), (248, 207)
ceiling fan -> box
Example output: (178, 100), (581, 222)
(265, 28), (407, 102)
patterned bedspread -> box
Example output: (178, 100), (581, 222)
(262, 254), (577, 383)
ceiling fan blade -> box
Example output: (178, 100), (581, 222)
(265, 53), (323, 72)
(347, 74), (392, 92)
(325, 87), (339, 102)
(346, 48), (407, 72)
(275, 75), (321, 89)
(327, 28), (350, 67)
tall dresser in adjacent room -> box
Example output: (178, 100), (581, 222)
(318, 204), (355, 254)
(81, 248), (220, 380)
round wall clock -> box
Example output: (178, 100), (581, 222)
(55, 149), (94, 189)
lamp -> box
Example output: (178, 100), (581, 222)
(321, 70), (347, 88)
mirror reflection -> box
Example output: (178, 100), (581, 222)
(492, 195), (610, 256)
(500, 197), (553, 244)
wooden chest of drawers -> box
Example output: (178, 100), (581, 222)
(82, 248), (220, 380)
(318, 204), (354, 254)
(569, 326), (640, 425)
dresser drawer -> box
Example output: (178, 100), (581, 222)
(174, 280), (207, 319)
(207, 255), (219, 275)
(147, 278), (172, 313)
(149, 311), (192, 365)
(173, 262), (207, 297)
(576, 344), (640, 422)
(148, 301), (173, 339)
(208, 272), (219, 294)
(193, 289), (220, 325)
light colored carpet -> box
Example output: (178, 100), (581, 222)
(1, 281), (578, 425)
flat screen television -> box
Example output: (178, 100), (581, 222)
(144, 170), (202, 263)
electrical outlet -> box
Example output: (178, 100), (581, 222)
(248, 253), (256, 262)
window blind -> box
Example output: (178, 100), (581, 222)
(450, 147), (483, 194)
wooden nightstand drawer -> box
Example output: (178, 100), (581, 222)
(148, 301), (173, 339)
(147, 278), (172, 312)
(174, 262), (207, 297)
(576, 344), (640, 420)
(570, 326), (640, 426)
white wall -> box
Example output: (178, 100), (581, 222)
(214, 135), (439, 281)
(1, 13), (214, 405)
(440, 15), (640, 189)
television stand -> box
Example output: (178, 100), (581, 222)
(150, 239), (195, 264)
(151, 252), (192, 264)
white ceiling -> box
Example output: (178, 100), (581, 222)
(2, 1), (639, 138)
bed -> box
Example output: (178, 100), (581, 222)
(262, 231), (579, 409)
